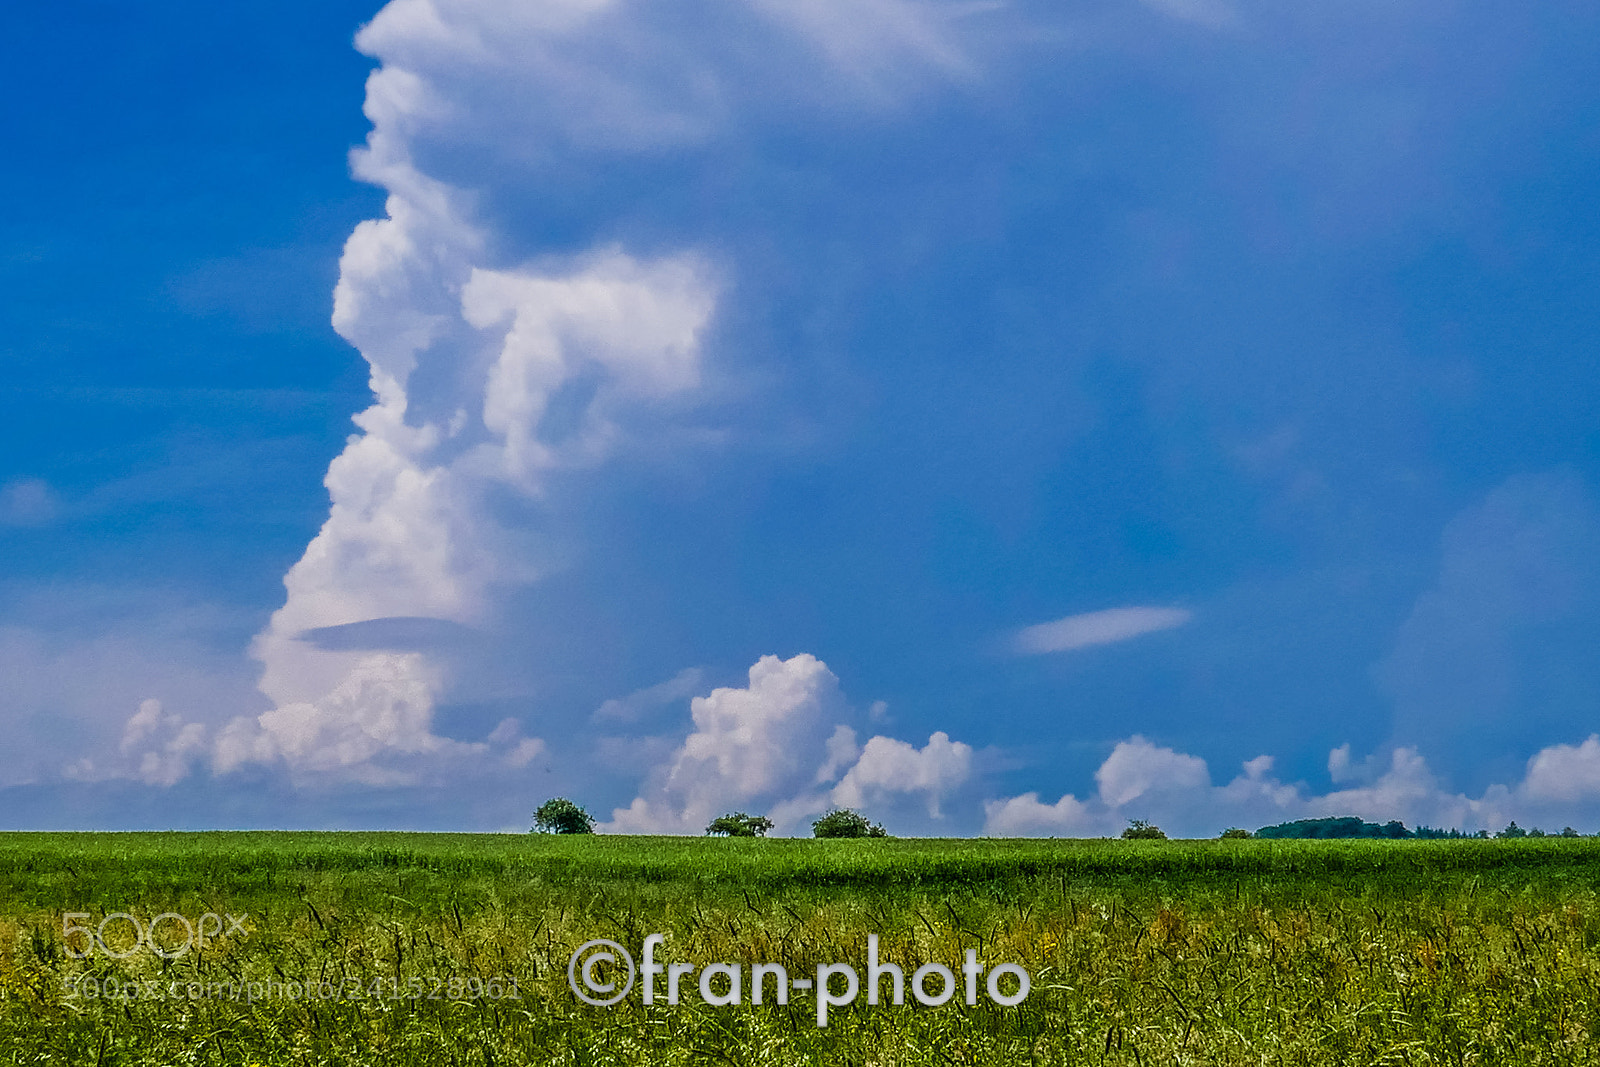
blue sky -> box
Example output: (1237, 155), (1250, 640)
(3, 0), (1599, 835)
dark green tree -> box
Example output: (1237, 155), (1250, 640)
(1255, 817), (1433, 839)
(812, 808), (887, 838)
(1219, 827), (1251, 839)
(706, 812), (774, 837)
(1121, 819), (1167, 840)
(531, 797), (596, 834)
(1497, 821), (1528, 839)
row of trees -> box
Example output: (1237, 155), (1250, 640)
(530, 798), (888, 838)
(1243, 817), (1583, 840)
(1147, 819), (1586, 840)
(531, 801), (1587, 840)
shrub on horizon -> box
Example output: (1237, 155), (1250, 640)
(812, 808), (888, 838)
(531, 797), (596, 834)
(1122, 820), (1167, 840)
(707, 812), (774, 837)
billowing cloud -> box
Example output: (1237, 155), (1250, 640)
(218, 0), (996, 788)
(1014, 607), (1192, 655)
(218, 654), (463, 786)
(225, 76), (722, 781)
(186, 239), (718, 785)
(608, 653), (977, 834)
(983, 792), (1098, 838)
(1094, 735), (1210, 807)
(607, 653), (849, 833)
(108, 700), (208, 788)
(62, 0), (1002, 794)
(1523, 736), (1600, 803)
(831, 731), (973, 818)
(250, 244), (718, 681)
(352, 0), (984, 164)
(91, 248), (717, 788)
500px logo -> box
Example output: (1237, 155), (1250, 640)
(63, 912), (248, 959)
(568, 934), (1031, 1027)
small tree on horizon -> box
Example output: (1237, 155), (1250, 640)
(1220, 827), (1251, 839)
(1122, 819), (1167, 840)
(812, 809), (887, 839)
(532, 797), (596, 834)
(707, 812), (775, 837)
(1497, 821), (1528, 839)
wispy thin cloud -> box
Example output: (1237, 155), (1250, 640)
(592, 668), (706, 723)
(1013, 606), (1192, 655)
(0, 478), (59, 527)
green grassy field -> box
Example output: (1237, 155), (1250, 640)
(4, 833), (1600, 1065)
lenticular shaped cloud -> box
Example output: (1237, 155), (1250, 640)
(1014, 606), (1192, 655)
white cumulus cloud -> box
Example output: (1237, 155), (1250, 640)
(1095, 735), (1210, 807)
(1523, 736), (1600, 803)
(608, 653), (979, 834)
(983, 735), (1600, 839)
(607, 653), (849, 834)
(983, 791), (1099, 837)
(831, 731), (973, 818)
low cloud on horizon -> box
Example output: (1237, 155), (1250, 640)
(55, 646), (1600, 839)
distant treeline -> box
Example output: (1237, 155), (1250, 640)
(1253, 817), (1581, 840)
(1254, 817), (1471, 840)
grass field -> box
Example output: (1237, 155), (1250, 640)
(4, 833), (1600, 1064)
